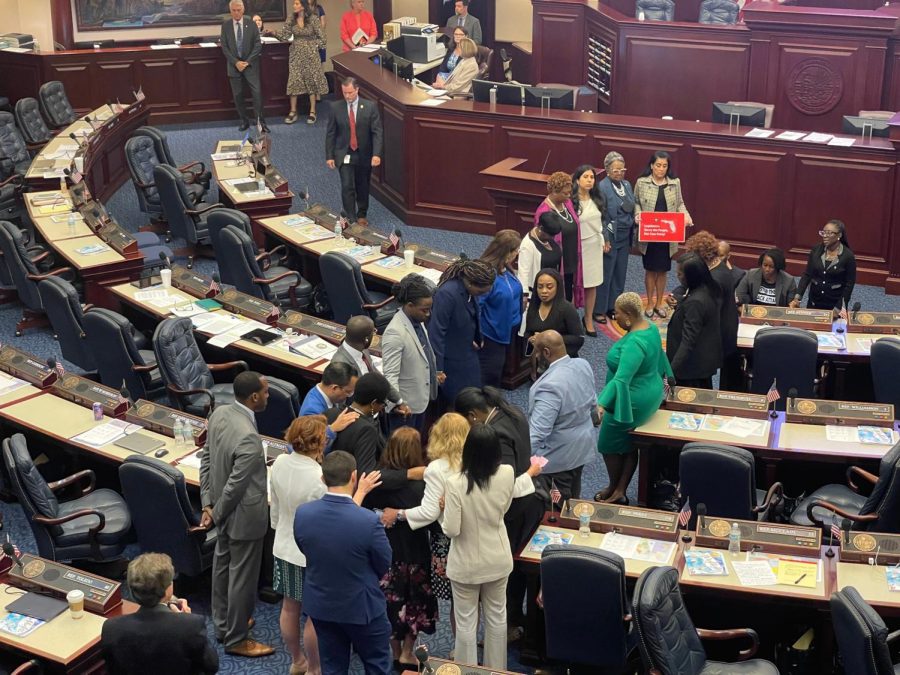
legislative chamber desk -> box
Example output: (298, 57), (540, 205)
(330, 49), (900, 293)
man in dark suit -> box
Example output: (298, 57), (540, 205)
(220, 0), (267, 132)
(200, 370), (274, 657)
(101, 553), (218, 675)
(325, 76), (383, 226)
(294, 451), (393, 675)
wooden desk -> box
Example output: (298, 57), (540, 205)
(24, 104), (110, 184)
(835, 562), (900, 615)
(0, 383), (42, 409)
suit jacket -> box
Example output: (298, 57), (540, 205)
(445, 13), (483, 44)
(220, 16), (262, 78)
(101, 605), (218, 675)
(666, 285), (723, 380)
(443, 56), (479, 95)
(736, 267), (797, 307)
(796, 242), (856, 310)
(325, 409), (406, 490)
(200, 403), (267, 540)
(381, 310), (435, 414)
(330, 343), (401, 404)
(294, 493), (392, 624)
(325, 97), (383, 164)
(633, 175), (691, 258)
(428, 278), (483, 403)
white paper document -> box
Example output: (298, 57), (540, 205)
(178, 450), (203, 469)
(731, 560), (778, 586)
(744, 128), (774, 138)
(828, 136), (856, 147)
(134, 289), (170, 302)
(288, 335), (338, 360)
(775, 131), (805, 141)
(737, 323), (761, 340)
(417, 98), (447, 107)
(419, 267), (443, 283)
(199, 42), (218, 48)
(71, 423), (126, 448)
(802, 132), (833, 143)
(599, 532), (677, 564)
(0, 372), (29, 397)
(825, 425), (859, 443)
(261, 36), (280, 44)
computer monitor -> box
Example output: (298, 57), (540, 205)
(387, 37), (406, 59)
(524, 86), (576, 111)
(392, 55), (414, 81)
(711, 102), (766, 128)
(495, 83), (525, 106)
(370, 48), (394, 70)
(472, 79), (500, 104)
(841, 116), (891, 138)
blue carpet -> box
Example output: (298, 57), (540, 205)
(3, 100), (900, 674)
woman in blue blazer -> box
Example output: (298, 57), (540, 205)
(428, 259), (497, 408)
(595, 151), (636, 323)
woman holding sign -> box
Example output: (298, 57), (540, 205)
(634, 151), (692, 319)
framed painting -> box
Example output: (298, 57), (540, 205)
(74, 0), (287, 32)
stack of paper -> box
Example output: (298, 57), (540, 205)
(71, 423), (126, 447)
(527, 530), (574, 554)
(74, 243), (110, 256)
(287, 335), (338, 360)
(178, 450), (203, 469)
(731, 559), (778, 586)
(684, 549), (727, 576)
(825, 425), (896, 445)
(0, 372), (29, 397)
(599, 532), (676, 563)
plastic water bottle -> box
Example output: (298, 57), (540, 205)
(579, 512), (591, 539)
(728, 522), (741, 557)
(334, 223), (343, 240)
(489, 86), (497, 106)
(257, 177), (265, 193)
(173, 419), (185, 450)
(67, 212), (77, 235)
(181, 420), (194, 448)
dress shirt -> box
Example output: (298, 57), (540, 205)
(235, 401), (257, 430)
(343, 343), (369, 377)
(528, 356), (597, 473)
(234, 20), (244, 57)
(270, 453), (326, 566)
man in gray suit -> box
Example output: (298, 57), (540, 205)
(381, 274), (444, 432)
(445, 0), (482, 45)
(200, 371), (274, 658)
(220, 0), (267, 132)
(330, 315), (410, 417)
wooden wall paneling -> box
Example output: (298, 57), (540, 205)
(44, 59), (94, 113)
(589, 134), (684, 192)
(0, 56), (43, 106)
(261, 48), (290, 112)
(136, 57), (182, 113)
(532, 3), (584, 86)
(376, 101), (406, 208)
(500, 126), (591, 176)
(94, 59), (139, 105)
(886, 159), (900, 295)
(882, 38), (900, 111)
(183, 55), (229, 110)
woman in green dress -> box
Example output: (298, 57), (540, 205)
(594, 291), (673, 504)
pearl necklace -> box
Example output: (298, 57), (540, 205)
(610, 180), (626, 198)
(545, 198), (573, 223)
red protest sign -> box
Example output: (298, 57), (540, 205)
(638, 212), (686, 243)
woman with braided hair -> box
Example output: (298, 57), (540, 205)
(429, 258), (497, 408)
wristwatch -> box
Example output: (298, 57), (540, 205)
(397, 509), (407, 522)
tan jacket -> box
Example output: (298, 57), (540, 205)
(633, 176), (691, 257)
(443, 57), (479, 95)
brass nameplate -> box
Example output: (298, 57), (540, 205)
(96, 222), (138, 256)
(741, 305), (833, 331)
(426, 657), (517, 674)
(214, 288), (279, 325)
(695, 517), (820, 555)
(666, 387), (769, 419)
(171, 265), (216, 299)
(278, 311), (345, 344)
(8, 553), (121, 614)
(412, 245), (455, 271)
(839, 530), (900, 564)
(849, 311), (900, 335)
(263, 436), (290, 465)
(52, 374), (127, 417)
(559, 500), (679, 541)
(786, 398), (894, 427)
(0, 346), (56, 388)
(345, 223), (390, 249)
(125, 400), (207, 447)
(304, 203), (340, 229)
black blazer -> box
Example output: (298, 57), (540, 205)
(101, 605), (218, 675)
(325, 97), (384, 163)
(220, 16), (261, 78)
(710, 263), (739, 357)
(796, 243), (856, 311)
(326, 409), (406, 490)
(666, 285), (722, 380)
(490, 408), (531, 477)
(524, 299), (584, 357)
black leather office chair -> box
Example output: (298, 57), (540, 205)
(0, 170), (25, 223)
(320, 251), (398, 331)
(831, 586), (899, 675)
(82, 308), (163, 400)
(152, 317), (246, 416)
(633, 566), (779, 674)
(679, 443), (782, 528)
(0, 220), (72, 335)
(218, 224), (312, 309)
(635, 0), (675, 21)
(153, 164), (220, 250)
(38, 81), (78, 128)
(871, 337), (900, 410)
(0, 112), (33, 176)
(125, 134), (204, 225)
(0, 658), (41, 675)
(747, 326), (820, 408)
(132, 126), (211, 191)
(13, 97), (53, 149)
(790, 440), (900, 533)
(255, 376), (300, 438)
(119, 455), (215, 577)
(38, 276), (96, 372)
(699, 0), (739, 25)
(2, 433), (132, 563)
(541, 546), (636, 673)
(476, 46), (494, 80)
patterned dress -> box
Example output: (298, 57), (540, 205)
(277, 15), (328, 97)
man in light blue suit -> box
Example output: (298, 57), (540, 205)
(294, 451), (392, 675)
(528, 330), (598, 502)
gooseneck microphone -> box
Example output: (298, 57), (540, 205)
(158, 250), (171, 268)
(2, 542), (23, 568)
(414, 644), (434, 675)
(787, 387), (798, 411)
(851, 301), (861, 322)
(696, 503), (707, 530)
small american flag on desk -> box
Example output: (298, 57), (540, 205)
(663, 375), (671, 400)
(839, 299), (849, 323)
(550, 481), (561, 505)
(831, 516), (842, 544)
(678, 498), (692, 527)
(766, 379), (780, 404)
(389, 230), (400, 249)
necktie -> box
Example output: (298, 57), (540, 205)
(413, 323), (438, 397)
(458, 16), (463, 27)
(362, 350), (375, 373)
(348, 103), (358, 151)
(236, 21), (243, 58)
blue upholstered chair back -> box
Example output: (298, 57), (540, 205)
(679, 442), (757, 527)
(152, 317), (214, 408)
(14, 97), (52, 145)
(38, 80), (77, 127)
(83, 308), (156, 399)
(830, 587), (894, 675)
(38, 276), (95, 371)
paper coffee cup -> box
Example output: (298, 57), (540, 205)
(67, 589), (85, 619)
(404, 249), (415, 267)
(160, 268), (172, 288)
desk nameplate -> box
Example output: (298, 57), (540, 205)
(849, 311), (900, 335)
(171, 265), (216, 299)
(278, 311), (345, 344)
(52, 373), (128, 417)
(695, 517), (820, 556)
(0, 346), (57, 388)
(785, 398), (894, 427)
(8, 554), (121, 614)
(666, 387), (770, 419)
(558, 500), (679, 541)
(214, 288), (279, 325)
(125, 400), (207, 447)
(839, 531), (900, 564)
(741, 305), (833, 331)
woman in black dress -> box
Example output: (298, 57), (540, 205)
(790, 219), (857, 313)
(523, 268), (584, 358)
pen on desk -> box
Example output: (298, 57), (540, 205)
(794, 573), (806, 585)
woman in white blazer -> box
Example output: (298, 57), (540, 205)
(443, 424), (515, 670)
(434, 38), (479, 95)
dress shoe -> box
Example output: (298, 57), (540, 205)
(582, 315), (597, 338)
(238, 121), (250, 131)
(357, 217), (369, 226)
(224, 638), (275, 657)
(260, 123), (270, 132)
(215, 618), (256, 643)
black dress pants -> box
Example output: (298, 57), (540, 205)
(338, 153), (373, 220)
(228, 69), (263, 124)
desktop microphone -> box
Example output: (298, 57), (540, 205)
(787, 387), (798, 411)
(540, 149), (552, 176)
(414, 644), (434, 675)
(158, 250), (172, 268)
(696, 503), (707, 529)
(119, 380), (132, 406)
(851, 301), (861, 322)
(1, 542), (23, 569)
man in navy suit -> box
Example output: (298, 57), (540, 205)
(220, 0), (266, 132)
(294, 451), (392, 674)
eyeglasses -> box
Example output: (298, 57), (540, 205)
(818, 230), (839, 237)
(609, 167), (627, 173)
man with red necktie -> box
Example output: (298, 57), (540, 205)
(325, 77), (383, 226)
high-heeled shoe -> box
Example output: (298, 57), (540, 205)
(582, 315), (597, 337)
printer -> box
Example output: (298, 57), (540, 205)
(396, 33), (446, 63)
(0, 33), (35, 50)
(400, 23), (440, 35)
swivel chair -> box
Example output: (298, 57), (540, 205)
(2, 433), (132, 563)
(541, 546), (637, 673)
(746, 326), (820, 408)
(698, 0), (739, 25)
(632, 566), (779, 674)
(38, 81), (78, 128)
(255, 376), (300, 439)
(871, 337), (900, 410)
(153, 164), (221, 253)
(119, 455), (215, 577)
(125, 134), (204, 225)
(476, 46), (494, 80)
(319, 251), (398, 331)
(830, 586), (900, 675)
(132, 126), (211, 191)
(38, 276), (96, 371)
(0, 112), (34, 176)
(13, 97), (54, 148)
(635, 0), (675, 21)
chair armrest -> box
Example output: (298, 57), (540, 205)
(132, 363), (157, 373)
(363, 295), (395, 311)
(178, 160), (205, 174)
(847, 465), (878, 493)
(806, 499), (878, 527)
(33, 508), (106, 531)
(134, 178), (155, 189)
(25, 140), (46, 152)
(166, 384), (214, 416)
(11, 659), (41, 675)
(47, 469), (96, 496)
(696, 627), (759, 660)
(27, 266), (74, 281)
(81, 303), (94, 313)
(887, 629), (900, 646)
(186, 202), (224, 216)
(207, 360), (248, 374)
(752, 481), (783, 515)
(254, 271), (299, 287)
(0, 173), (24, 188)
(30, 250), (52, 265)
